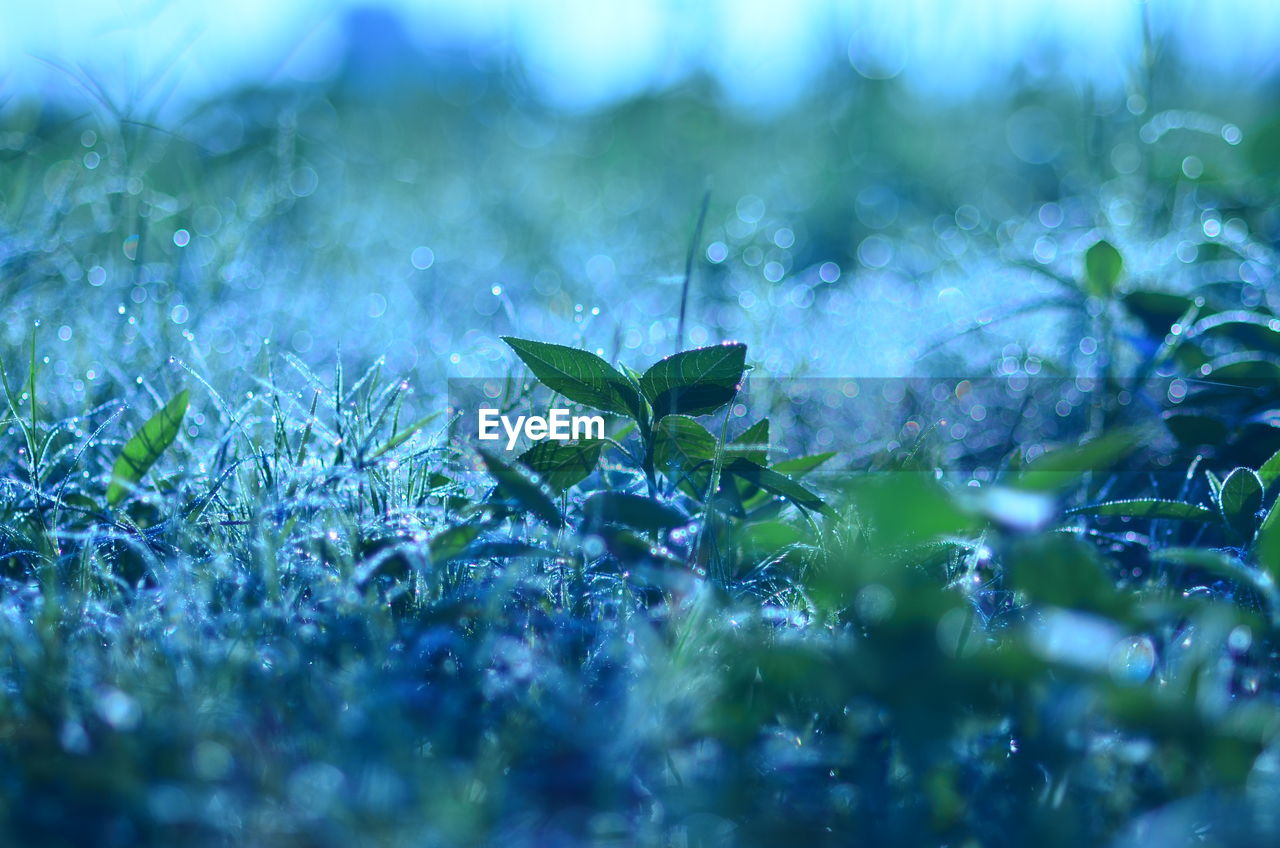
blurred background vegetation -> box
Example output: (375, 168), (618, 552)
(4, 0), (1279, 385)
(4, 2), (1280, 846)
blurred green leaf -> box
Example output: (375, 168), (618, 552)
(582, 491), (688, 530)
(1205, 355), (1280, 386)
(1189, 311), (1280, 355)
(60, 492), (100, 513)
(1084, 239), (1122, 298)
(1014, 430), (1138, 492)
(595, 526), (683, 566)
(428, 522), (482, 563)
(1163, 412), (1228, 449)
(772, 451), (836, 476)
(1254, 497), (1280, 584)
(846, 474), (976, 546)
(740, 520), (807, 557)
(1122, 289), (1200, 337)
(478, 448), (562, 526)
(1010, 535), (1126, 615)
(1152, 547), (1277, 621)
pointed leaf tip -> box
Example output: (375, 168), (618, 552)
(106, 389), (189, 507)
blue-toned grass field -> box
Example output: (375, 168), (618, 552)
(5, 10), (1280, 846)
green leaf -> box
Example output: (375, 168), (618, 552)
(595, 526), (684, 566)
(502, 337), (639, 416)
(721, 420), (771, 506)
(1204, 355), (1280, 387)
(639, 342), (747, 418)
(582, 492), (688, 531)
(729, 418), (769, 464)
(1084, 239), (1123, 298)
(428, 523), (482, 563)
(1014, 430), (1138, 492)
(772, 452), (836, 476)
(478, 448), (562, 526)
(653, 415), (717, 464)
(106, 389), (189, 507)
(1260, 447), (1280, 490)
(518, 439), (603, 492)
(1155, 547), (1280, 624)
(845, 474), (978, 548)
(1189, 310), (1280, 355)
(1255, 498), (1280, 583)
(1219, 467), (1264, 541)
(617, 362), (645, 403)
(1121, 290), (1200, 337)
(1162, 412), (1228, 448)
(1206, 469), (1224, 504)
(653, 414), (717, 497)
(1010, 535), (1127, 616)
(466, 540), (551, 560)
(368, 412), (441, 461)
(723, 458), (827, 513)
(740, 520), (807, 557)
(1067, 498), (1218, 523)
(60, 492), (100, 513)
(651, 416), (752, 513)
(1153, 547), (1262, 584)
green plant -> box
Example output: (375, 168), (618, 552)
(502, 337), (826, 510)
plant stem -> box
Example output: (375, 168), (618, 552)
(675, 190), (710, 355)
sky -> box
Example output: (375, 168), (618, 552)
(2, 1), (1277, 112)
